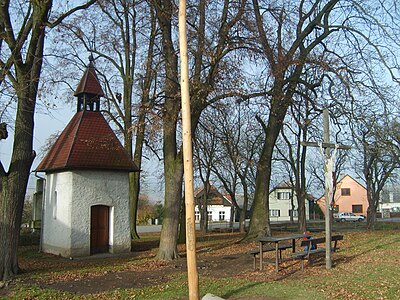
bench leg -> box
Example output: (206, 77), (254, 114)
(253, 255), (256, 270)
(301, 259), (304, 271)
(275, 242), (279, 272)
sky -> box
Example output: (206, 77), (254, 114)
(0, 103), (74, 195)
(0, 102), (164, 202)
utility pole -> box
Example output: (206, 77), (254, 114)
(178, 0), (199, 299)
(302, 109), (350, 270)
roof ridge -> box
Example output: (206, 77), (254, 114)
(65, 111), (84, 167)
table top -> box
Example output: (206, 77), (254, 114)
(258, 233), (312, 242)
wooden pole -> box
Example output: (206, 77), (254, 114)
(178, 1), (200, 299)
(323, 109), (332, 270)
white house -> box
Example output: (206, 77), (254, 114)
(35, 58), (138, 257)
(380, 185), (400, 214)
(269, 181), (310, 222)
(194, 185), (233, 222)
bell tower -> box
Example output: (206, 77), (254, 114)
(74, 55), (104, 112)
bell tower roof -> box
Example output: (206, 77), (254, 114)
(74, 56), (104, 112)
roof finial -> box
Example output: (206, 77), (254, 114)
(88, 40), (95, 67)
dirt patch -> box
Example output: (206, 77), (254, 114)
(2, 233), (307, 299)
(39, 269), (174, 294)
(32, 253), (255, 295)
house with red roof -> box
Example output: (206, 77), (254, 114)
(194, 185), (233, 222)
(317, 175), (368, 216)
(36, 57), (138, 257)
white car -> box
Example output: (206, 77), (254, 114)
(334, 212), (365, 222)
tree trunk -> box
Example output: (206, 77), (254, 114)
(152, 0), (183, 260)
(156, 107), (183, 259)
(129, 172), (140, 239)
(200, 190), (208, 233)
(244, 142), (271, 240)
(0, 0), (96, 281)
(244, 96), (289, 240)
(229, 204), (234, 229)
(290, 188), (295, 223)
(129, 101), (147, 240)
(296, 186), (307, 233)
(239, 198), (247, 233)
(366, 186), (378, 230)
(156, 156), (183, 259)
(0, 1), (47, 278)
(296, 124), (308, 233)
(0, 172), (29, 280)
(238, 175), (249, 233)
(178, 197), (186, 244)
(0, 85), (37, 280)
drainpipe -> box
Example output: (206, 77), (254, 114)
(34, 171), (46, 252)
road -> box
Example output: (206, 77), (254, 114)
(137, 222), (239, 233)
(137, 218), (400, 233)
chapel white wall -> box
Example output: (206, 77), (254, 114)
(41, 172), (73, 257)
(41, 170), (131, 258)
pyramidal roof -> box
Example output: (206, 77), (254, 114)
(36, 110), (138, 173)
(74, 59), (104, 97)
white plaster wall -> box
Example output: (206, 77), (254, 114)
(70, 170), (131, 256)
(41, 172), (73, 257)
(42, 170), (131, 258)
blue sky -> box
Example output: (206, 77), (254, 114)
(0, 102), (164, 202)
(0, 103), (75, 195)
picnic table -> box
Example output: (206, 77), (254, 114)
(258, 233), (311, 272)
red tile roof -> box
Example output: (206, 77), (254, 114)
(194, 185), (232, 206)
(74, 61), (104, 97)
(36, 111), (138, 172)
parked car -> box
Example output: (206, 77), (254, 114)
(334, 212), (365, 222)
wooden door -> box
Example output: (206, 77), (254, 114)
(90, 205), (109, 254)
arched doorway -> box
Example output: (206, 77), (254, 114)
(90, 205), (109, 254)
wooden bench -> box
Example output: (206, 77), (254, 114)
(248, 244), (292, 270)
(292, 235), (343, 270)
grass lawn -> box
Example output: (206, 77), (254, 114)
(1, 228), (400, 299)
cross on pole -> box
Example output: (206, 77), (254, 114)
(301, 109), (350, 270)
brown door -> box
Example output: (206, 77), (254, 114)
(90, 205), (109, 254)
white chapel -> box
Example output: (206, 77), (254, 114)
(36, 58), (138, 257)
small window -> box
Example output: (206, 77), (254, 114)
(352, 205), (362, 213)
(341, 188), (351, 196)
(195, 211), (200, 221)
(289, 209), (298, 217)
(277, 192), (291, 200)
(270, 210), (280, 217)
(219, 211), (225, 221)
(207, 211), (212, 221)
(52, 191), (57, 219)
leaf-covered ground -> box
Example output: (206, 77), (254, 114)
(1, 230), (400, 299)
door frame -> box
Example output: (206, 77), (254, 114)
(90, 205), (110, 255)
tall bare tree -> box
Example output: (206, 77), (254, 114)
(245, 0), (400, 239)
(152, 0), (250, 259)
(352, 118), (400, 229)
(0, 0), (96, 281)
(193, 121), (218, 233)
